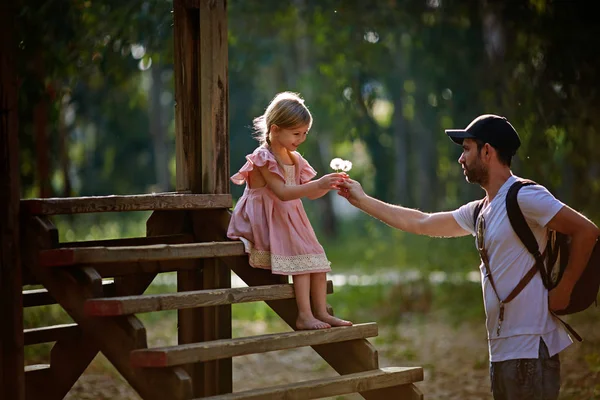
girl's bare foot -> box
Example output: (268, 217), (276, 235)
(314, 313), (353, 327)
(296, 315), (331, 330)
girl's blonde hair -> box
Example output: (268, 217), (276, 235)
(253, 92), (313, 146)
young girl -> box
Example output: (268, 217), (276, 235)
(227, 92), (352, 330)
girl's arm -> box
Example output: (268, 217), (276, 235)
(257, 165), (345, 201)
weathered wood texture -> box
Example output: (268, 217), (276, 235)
(22, 216), (193, 400)
(20, 193), (231, 215)
(39, 241), (245, 267)
(131, 323), (378, 367)
(85, 281), (333, 316)
(24, 324), (80, 346)
(200, 367), (424, 400)
(174, 0), (200, 193)
(1, 1), (24, 398)
(60, 233), (194, 248)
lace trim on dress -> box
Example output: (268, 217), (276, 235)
(249, 247), (331, 273)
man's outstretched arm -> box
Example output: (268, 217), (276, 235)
(338, 178), (470, 238)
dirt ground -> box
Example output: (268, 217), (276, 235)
(63, 312), (600, 400)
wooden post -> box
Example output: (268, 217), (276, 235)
(0, 1), (25, 399)
(173, 0), (231, 396)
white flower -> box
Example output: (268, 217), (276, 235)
(341, 160), (353, 172)
(330, 158), (344, 171)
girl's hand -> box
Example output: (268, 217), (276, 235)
(316, 173), (346, 191)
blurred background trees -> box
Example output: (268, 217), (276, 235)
(13, 0), (600, 257)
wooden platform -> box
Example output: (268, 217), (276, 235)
(21, 193), (232, 215)
(200, 367), (424, 400)
(131, 323), (378, 367)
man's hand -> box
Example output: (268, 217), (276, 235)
(337, 178), (367, 207)
(548, 281), (572, 312)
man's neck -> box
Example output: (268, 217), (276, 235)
(482, 167), (513, 201)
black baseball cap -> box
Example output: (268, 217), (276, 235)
(445, 114), (521, 154)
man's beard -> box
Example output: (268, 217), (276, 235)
(463, 158), (489, 186)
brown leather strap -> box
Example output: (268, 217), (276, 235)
(551, 311), (583, 342)
(480, 250), (541, 304)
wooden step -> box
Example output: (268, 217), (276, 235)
(21, 192), (232, 215)
(23, 281), (116, 308)
(201, 366), (424, 400)
(131, 323), (378, 368)
(85, 281), (334, 316)
(24, 323), (80, 345)
(39, 241), (245, 267)
(60, 233), (194, 248)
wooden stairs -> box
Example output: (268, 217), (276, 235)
(20, 192), (424, 400)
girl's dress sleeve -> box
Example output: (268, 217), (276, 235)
(230, 147), (286, 185)
(297, 153), (318, 184)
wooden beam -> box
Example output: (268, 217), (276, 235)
(85, 281), (334, 316)
(131, 323), (378, 367)
(200, 367), (424, 400)
(1, 0), (24, 398)
(24, 324), (80, 346)
(39, 241), (245, 267)
(20, 193), (231, 215)
(174, 0), (230, 394)
(199, 0), (229, 195)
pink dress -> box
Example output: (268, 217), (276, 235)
(227, 146), (332, 275)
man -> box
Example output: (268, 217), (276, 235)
(338, 114), (600, 399)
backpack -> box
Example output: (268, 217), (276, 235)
(473, 179), (600, 340)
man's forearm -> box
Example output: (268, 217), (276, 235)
(560, 230), (599, 290)
(356, 195), (427, 234)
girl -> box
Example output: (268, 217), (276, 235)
(228, 92), (352, 330)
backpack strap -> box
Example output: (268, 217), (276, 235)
(506, 179), (583, 342)
(506, 179), (551, 289)
(473, 198), (486, 231)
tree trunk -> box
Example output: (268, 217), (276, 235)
(58, 96), (72, 197)
(0, 1), (25, 398)
(150, 62), (170, 192)
(34, 80), (51, 198)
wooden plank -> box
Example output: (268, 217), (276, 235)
(131, 323), (377, 368)
(1, 1), (24, 398)
(200, 367), (424, 400)
(25, 364), (50, 373)
(39, 241), (245, 267)
(85, 281), (334, 316)
(20, 193), (232, 215)
(24, 324), (80, 346)
(23, 281), (116, 307)
(22, 216), (193, 400)
(60, 233), (194, 248)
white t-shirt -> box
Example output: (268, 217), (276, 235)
(452, 175), (573, 362)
